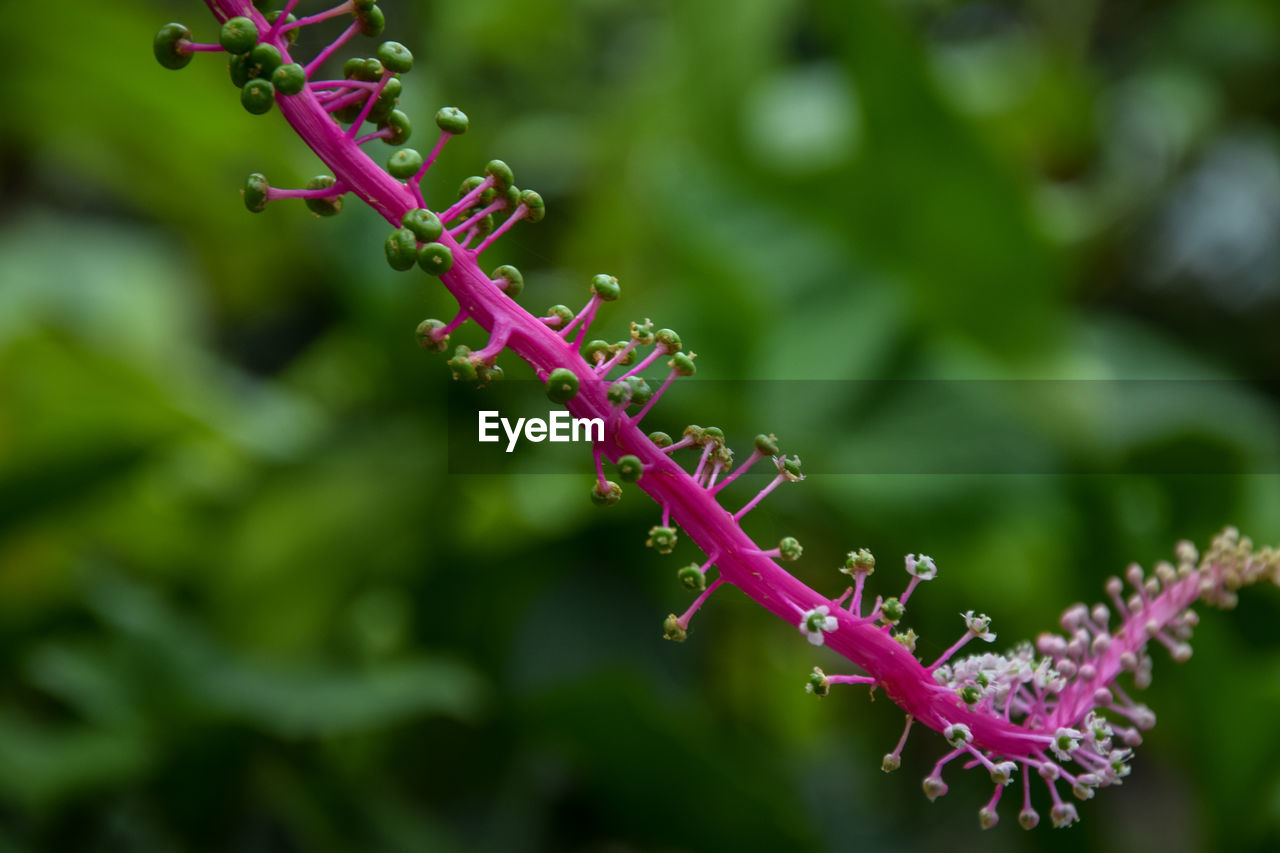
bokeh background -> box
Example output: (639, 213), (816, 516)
(3, 0), (1280, 850)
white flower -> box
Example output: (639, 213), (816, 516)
(905, 554), (937, 580)
(799, 605), (838, 646)
(944, 722), (972, 747)
(963, 610), (996, 642)
(989, 761), (1018, 786)
(1050, 802), (1079, 828)
(1051, 727), (1083, 761)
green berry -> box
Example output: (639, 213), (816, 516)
(648, 431), (673, 448)
(662, 614), (686, 643)
(304, 176), (342, 216)
(415, 319), (449, 352)
(625, 376), (652, 406)
(435, 106), (469, 135)
(476, 364), (504, 385)
(447, 350), (477, 382)
(356, 4), (386, 36)
(590, 274), (620, 301)
(243, 172), (269, 213)
(677, 564), (705, 591)
(387, 148), (423, 179)
(248, 42), (282, 79)
(617, 455), (643, 483)
(402, 208), (442, 242)
(754, 433), (779, 456)
(583, 340), (612, 365)
(646, 526), (678, 554)
(611, 341), (636, 366)
(590, 480), (622, 507)
(379, 110), (412, 145)
(781, 456), (803, 480)
(484, 159), (514, 190)
(668, 352), (696, 376)
(241, 78), (275, 113)
(417, 242), (453, 276)
(519, 190), (545, 222)
(376, 41), (413, 73)
(492, 265), (523, 298)
(545, 305), (574, 327)
(630, 319), (655, 345)
(228, 51), (252, 87)
(153, 23), (193, 70)
(545, 368), (579, 404)
(606, 381), (631, 406)
(778, 537), (803, 561)
(272, 62), (306, 95)
(385, 228), (418, 271)
(267, 11), (300, 44)
(654, 328), (682, 352)
(219, 16), (259, 54)
(960, 685), (982, 706)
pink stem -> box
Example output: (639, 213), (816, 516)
(709, 449), (763, 496)
(677, 577), (725, 628)
(347, 70), (392, 136)
(413, 131), (454, 187)
(265, 0), (302, 40)
(473, 205), (528, 255)
(304, 20), (360, 78)
(284, 1), (354, 33)
(733, 474), (784, 522)
(617, 346), (666, 382)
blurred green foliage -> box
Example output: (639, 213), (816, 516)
(2, 0), (1280, 850)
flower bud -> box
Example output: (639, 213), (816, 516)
(978, 808), (998, 830)
(154, 23), (193, 70)
(880, 597), (904, 625)
(447, 348), (477, 382)
(842, 548), (875, 575)
(1018, 808), (1040, 830)
(881, 754), (900, 773)
(662, 614), (686, 642)
(922, 776), (948, 801)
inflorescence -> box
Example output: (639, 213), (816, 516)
(159, 2), (1280, 830)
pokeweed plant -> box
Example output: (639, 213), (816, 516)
(156, 1), (1280, 831)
